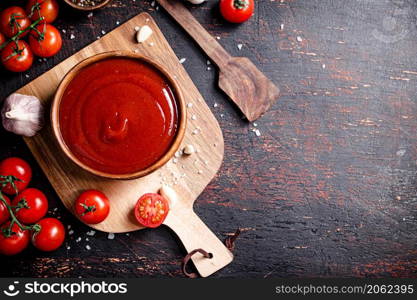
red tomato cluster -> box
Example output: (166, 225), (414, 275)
(0, 0), (61, 73)
(0, 157), (65, 256)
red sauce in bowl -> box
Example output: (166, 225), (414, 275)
(59, 57), (179, 175)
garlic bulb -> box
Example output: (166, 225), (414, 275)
(1, 93), (44, 137)
(185, 0), (206, 4)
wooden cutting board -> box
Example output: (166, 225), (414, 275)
(15, 12), (233, 277)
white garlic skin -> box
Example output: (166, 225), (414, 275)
(1, 93), (44, 137)
(186, 0), (206, 4)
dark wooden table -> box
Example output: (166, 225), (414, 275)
(1, 0), (417, 278)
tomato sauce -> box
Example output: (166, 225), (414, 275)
(59, 57), (179, 175)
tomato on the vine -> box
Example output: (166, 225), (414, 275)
(12, 188), (48, 224)
(26, 0), (59, 24)
(32, 217), (65, 251)
(0, 195), (11, 225)
(134, 193), (169, 228)
(0, 6), (31, 38)
(0, 157), (32, 195)
(220, 0), (254, 23)
(0, 221), (30, 256)
(75, 190), (110, 225)
(1, 40), (34, 73)
(28, 23), (61, 57)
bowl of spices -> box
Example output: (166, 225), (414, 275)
(63, 0), (112, 11)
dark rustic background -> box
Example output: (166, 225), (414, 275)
(1, 0), (417, 278)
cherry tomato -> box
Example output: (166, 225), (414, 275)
(32, 218), (65, 251)
(1, 40), (34, 72)
(26, 0), (59, 24)
(12, 188), (48, 224)
(0, 32), (6, 46)
(0, 7), (31, 38)
(134, 193), (169, 228)
(220, 0), (254, 23)
(0, 221), (30, 255)
(75, 190), (110, 225)
(0, 157), (32, 195)
(28, 23), (61, 57)
(0, 195), (11, 225)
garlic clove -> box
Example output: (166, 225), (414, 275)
(159, 184), (178, 208)
(136, 25), (153, 43)
(1, 93), (44, 137)
(183, 144), (195, 155)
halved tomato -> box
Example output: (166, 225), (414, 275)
(134, 193), (169, 228)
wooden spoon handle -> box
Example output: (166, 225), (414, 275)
(157, 0), (231, 68)
(164, 207), (233, 277)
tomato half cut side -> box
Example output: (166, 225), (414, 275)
(134, 193), (169, 228)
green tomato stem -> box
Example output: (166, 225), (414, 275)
(0, 181), (35, 237)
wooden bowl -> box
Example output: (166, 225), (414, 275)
(51, 51), (187, 180)
(63, 0), (112, 11)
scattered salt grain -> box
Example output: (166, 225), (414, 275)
(67, 246), (71, 250)
(86, 230), (96, 236)
(237, 44), (243, 50)
(134, 26), (140, 31)
(254, 129), (261, 136)
(187, 103), (193, 108)
(101, 30), (106, 35)
(86, 245), (91, 250)
(76, 237), (81, 242)
(191, 114), (197, 120)
(108, 233), (115, 240)
(213, 103), (218, 108)
(62, 29), (66, 34)
(116, 21), (120, 25)
(296, 36), (303, 42)
(68, 230), (74, 235)
(86, 238), (89, 241)
(87, 12), (93, 18)
(280, 24), (284, 31)
(197, 170), (203, 175)
(179, 58), (186, 64)
(70, 34), (75, 40)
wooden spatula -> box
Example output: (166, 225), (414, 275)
(157, 0), (280, 121)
